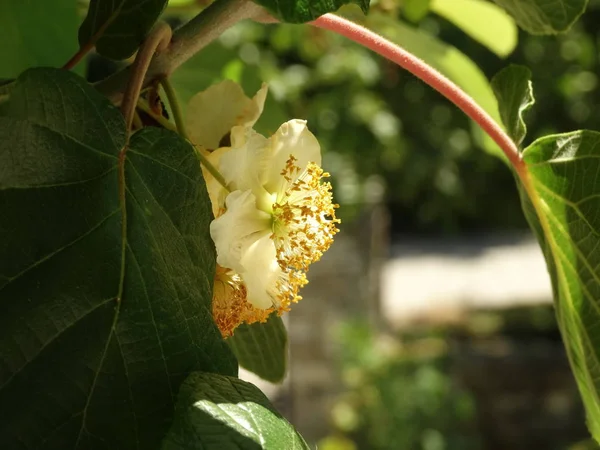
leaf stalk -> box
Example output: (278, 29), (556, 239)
(310, 13), (524, 173)
(121, 22), (172, 133)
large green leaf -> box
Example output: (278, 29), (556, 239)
(253, 0), (369, 23)
(492, 0), (588, 34)
(228, 314), (287, 383)
(0, 0), (80, 77)
(492, 65), (600, 442)
(518, 131), (600, 443)
(162, 372), (309, 449)
(0, 68), (236, 449)
(79, 0), (168, 60)
(431, 0), (517, 57)
(491, 65), (535, 147)
(366, 13), (504, 160)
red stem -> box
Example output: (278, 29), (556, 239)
(63, 42), (94, 71)
(62, 7), (121, 71)
(310, 14), (523, 171)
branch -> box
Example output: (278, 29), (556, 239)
(121, 23), (172, 132)
(96, 0), (266, 102)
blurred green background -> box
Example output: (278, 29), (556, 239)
(319, 307), (599, 450)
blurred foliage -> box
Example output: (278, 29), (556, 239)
(319, 321), (481, 450)
(323, 308), (600, 449)
(569, 440), (600, 450)
(163, 0), (600, 233)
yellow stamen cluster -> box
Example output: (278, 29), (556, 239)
(271, 155), (340, 307)
(212, 265), (272, 337)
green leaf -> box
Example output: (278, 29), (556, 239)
(79, 0), (168, 60)
(492, 0), (588, 34)
(253, 0), (370, 23)
(401, 0), (431, 23)
(518, 130), (600, 443)
(162, 372), (309, 449)
(431, 0), (517, 57)
(493, 59), (600, 443)
(0, 0), (80, 77)
(228, 314), (288, 383)
(366, 13), (505, 160)
(0, 68), (236, 449)
(491, 65), (535, 147)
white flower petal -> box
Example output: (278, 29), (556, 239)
(264, 120), (321, 193)
(219, 127), (273, 212)
(239, 234), (281, 309)
(187, 80), (268, 150)
(220, 127), (267, 189)
(210, 190), (272, 273)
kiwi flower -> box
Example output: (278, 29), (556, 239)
(187, 81), (339, 337)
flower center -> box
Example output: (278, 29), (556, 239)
(270, 155), (340, 306)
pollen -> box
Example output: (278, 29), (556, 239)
(271, 156), (340, 306)
(212, 265), (272, 338)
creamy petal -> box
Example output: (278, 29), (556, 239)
(248, 83), (268, 126)
(187, 80), (268, 150)
(239, 234), (281, 309)
(219, 127), (272, 211)
(210, 190), (272, 273)
(264, 120), (321, 194)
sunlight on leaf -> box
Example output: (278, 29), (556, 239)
(492, 64), (600, 443)
(162, 372), (309, 449)
(431, 0), (517, 57)
(519, 130), (600, 443)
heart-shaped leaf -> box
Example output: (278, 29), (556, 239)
(492, 64), (600, 443)
(162, 372), (309, 449)
(518, 130), (600, 443)
(228, 314), (288, 383)
(78, 0), (168, 60)
(0, 68), (236, 449)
